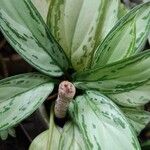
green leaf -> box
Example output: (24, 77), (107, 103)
(73, 50), (150, 94)
(92, 2), (150, 68)
(121, 108), (150, 134)
(0, 0), (69, 77)
(68, 91), (140, 150)
(31, 0), (50, 22)
(0, 73), (54, 131)
(47, 0), (119, 70)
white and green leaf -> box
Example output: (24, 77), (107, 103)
(121, 108), (150, 134)
(47, 0), (119, 70)
(92, 2), (150, 68)
(0, 73), (54, 103)
(74, 50), (150, 94)
(68, 91), (140, 150)
(0, 0), (69, 77)
(0, 73), (54, 131)
(31, 0), (50, 22)
(107, 80), (150, 107)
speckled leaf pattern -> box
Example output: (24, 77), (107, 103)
(92, 2), (150, 68)
(0, 73), (54, 131)
(47, 0), (119, 70)
(74, 50), (150, 94)
(107, 81), (150, 107)
(0, 73), (54, 103)
(0, 0), (69, 77)
(68, 91), (140, 150)
(121, 108), (150, 134)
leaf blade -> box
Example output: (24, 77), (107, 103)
(74, 50), (150, 94)
(92, 2), (150, 68)
(121, 108), (150, 134)
(0, 73), (54, 131)
(47, 0), (119, 70)
(68, 91), (140, 150)
(0, 0), (69, 77)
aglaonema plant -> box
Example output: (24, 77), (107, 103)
(0, 0), (150, 149)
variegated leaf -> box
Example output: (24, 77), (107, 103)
(31, 0), (50, 22)
(121, 108), (150, 134)
(68, 91), (140, 150)
(92, 2), (150, 68)
(0, 73), (52, 102)
(73, 50), (150, 94)
(0, 0), (69, 77)
(107, 80), (150, 107)
(0, 73), (54, 131)
(47, 0), (119, 70)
